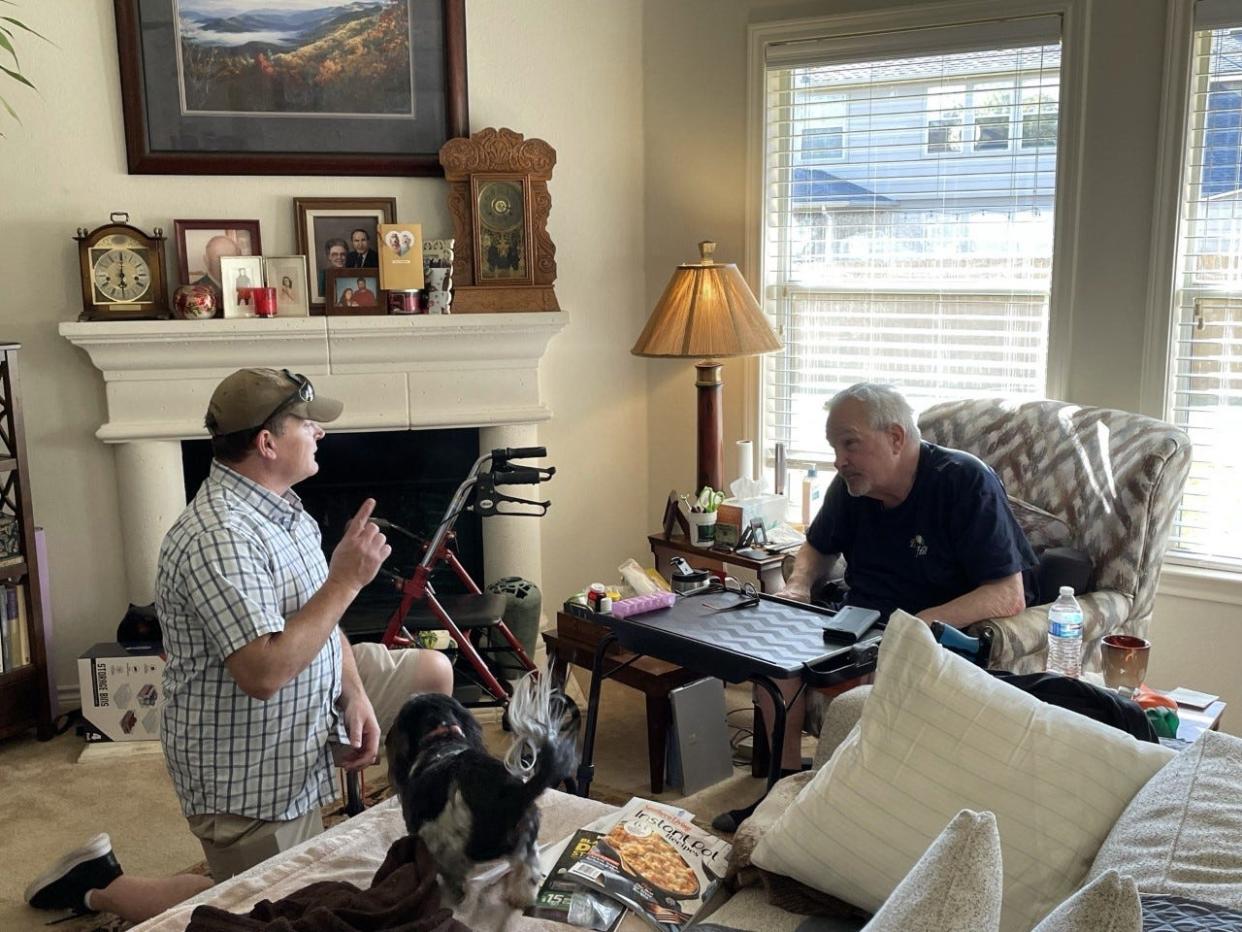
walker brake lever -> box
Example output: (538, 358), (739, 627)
(472, 490), (551, 517)
(369, 517), (424, 543)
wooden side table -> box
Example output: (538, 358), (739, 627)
(648, 533), (791, 593)
(545, 612), (701, 793)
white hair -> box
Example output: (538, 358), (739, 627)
(829, 382), (921, 442)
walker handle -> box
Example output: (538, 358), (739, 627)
(493, 446), (546, 460)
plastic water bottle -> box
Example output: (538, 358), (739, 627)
(1046, 586), (1084, 678)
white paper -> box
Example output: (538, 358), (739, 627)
(736, 440), (753, 484)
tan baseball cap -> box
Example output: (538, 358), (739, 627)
(206, 368), (343, 436)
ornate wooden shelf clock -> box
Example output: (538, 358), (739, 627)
(74, 212), (170, 321)
(438, 128), (559, 312)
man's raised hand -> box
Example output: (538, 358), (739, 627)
(328, 498), (391, 593)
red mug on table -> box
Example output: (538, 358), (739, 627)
(1101, 634), (1150, 692)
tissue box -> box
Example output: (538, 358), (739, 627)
(719, 493), (788, 532)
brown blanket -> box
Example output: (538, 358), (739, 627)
(186, 837), (470, 932)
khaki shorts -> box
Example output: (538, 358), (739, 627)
(187, 809), (324, 882)
(187, 642), (428, 881)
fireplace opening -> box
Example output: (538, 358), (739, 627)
(181, 428), (485, 636)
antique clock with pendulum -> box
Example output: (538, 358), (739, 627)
(74, 212), (170, 321)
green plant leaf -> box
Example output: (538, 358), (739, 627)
(0, 17), (48, 42)
(0, 62), (34, 90)
(0, 30), (18, 67)
(0, 92), (18, 122)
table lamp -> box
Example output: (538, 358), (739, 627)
(632, 241), (782, 493)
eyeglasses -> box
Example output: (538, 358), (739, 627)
(262, 369), (313, 426)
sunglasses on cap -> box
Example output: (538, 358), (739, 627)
(264, 369), (314, 424)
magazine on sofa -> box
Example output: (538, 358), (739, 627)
(565, 799), (732, 932)
(525, 829), (624, 930)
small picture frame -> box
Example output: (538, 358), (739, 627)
(263, 256), (310, 318)
(325, 268), (385, 316)
(219, 255), (265, 319)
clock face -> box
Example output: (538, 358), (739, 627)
(91, 237), (152, 304)
(477, 179), (524, 233)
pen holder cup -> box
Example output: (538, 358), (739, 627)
(684, 510), (717, 548)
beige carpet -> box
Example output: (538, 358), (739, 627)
(0, 679), (800, 931)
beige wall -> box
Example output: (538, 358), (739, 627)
(642, 0), (1240, 733)
(0, 0), (648, 694)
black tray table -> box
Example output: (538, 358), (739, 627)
(575, 591), (882, 799)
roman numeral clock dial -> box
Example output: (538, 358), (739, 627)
(74, 212), (169, 321)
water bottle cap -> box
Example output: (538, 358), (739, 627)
(1059, 585), (1075, 596)
(807, 464), (818, 477)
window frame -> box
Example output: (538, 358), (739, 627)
(745, 0), (1086, 474)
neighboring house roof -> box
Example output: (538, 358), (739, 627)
(791, 168), (893, 206)
(795, 46), (1061, 89)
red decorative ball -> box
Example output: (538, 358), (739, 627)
(173, 283), (219, 320)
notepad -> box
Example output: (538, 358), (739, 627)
(1167, 687), (1219, 709)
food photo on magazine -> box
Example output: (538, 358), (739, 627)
(549, 798), (731, 932)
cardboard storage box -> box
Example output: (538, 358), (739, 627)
(78, 642), (165, 741)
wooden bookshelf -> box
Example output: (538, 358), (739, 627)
(0, 343), (53, 741)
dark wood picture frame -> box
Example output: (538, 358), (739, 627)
(324, 268), (387, 317)
(113, 0), (468, 176)
(295, 197), (397, 311)
(172, 220), (263, 287)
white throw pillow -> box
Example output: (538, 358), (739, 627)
(1088, 729), (1242, 909)
(752, 611), (1173, 932)
(863, 809), (1003, 932)
(1031, 870), (1141, 932)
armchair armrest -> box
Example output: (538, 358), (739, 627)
(969, 589), (1132, 674)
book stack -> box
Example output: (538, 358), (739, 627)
(0, 582), (28, 672)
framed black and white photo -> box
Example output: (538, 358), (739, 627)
(219, 255), (265, 318)
(114, 0), (468, 176)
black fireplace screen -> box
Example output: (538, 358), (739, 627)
(180, 428), (485, 624)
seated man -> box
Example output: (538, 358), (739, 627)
(715, 382), (1035, 831)
(25, 368), (455, 922)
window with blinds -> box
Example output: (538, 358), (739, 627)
(760, 20), (1062, 468)
(1166, 12), (1242, 566)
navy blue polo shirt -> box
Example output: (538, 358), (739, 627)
(806, 442), (1036, 620)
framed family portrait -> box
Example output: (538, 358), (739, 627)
(264, 256), (311, 318)
(219, 255), (265, 319)
(113, 0), (468, 176)
(173, 220), (262, 301)
(295, 197), (397, 309)
(325, 268), (385, 317)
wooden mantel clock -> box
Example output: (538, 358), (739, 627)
(74, 212), (170, 321)
(438, 128), (559, 312)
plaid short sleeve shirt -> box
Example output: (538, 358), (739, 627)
(156, 462), (348, 821)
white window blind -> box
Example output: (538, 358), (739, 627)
(1166, 9), (1242, 566)
(760, 19), (1062, 467)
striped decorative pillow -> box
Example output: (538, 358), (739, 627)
(752, 611), (1173, 932)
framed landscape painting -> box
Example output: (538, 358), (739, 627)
(114, 0), (468, 176)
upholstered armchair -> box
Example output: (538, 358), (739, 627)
(918, 399), (1192, 674)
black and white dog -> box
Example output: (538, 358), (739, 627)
(386, 673), (578, 922)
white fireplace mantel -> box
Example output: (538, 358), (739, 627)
(60, 313), (568, 441)
(61, 312), (568, 603)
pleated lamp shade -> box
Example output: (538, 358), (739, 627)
(631, 242), (781, 359)
(632, 242), (782, 495)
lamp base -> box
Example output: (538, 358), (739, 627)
(695, 360), (723, 494)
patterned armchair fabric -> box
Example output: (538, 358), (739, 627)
(919, 399), (1192, 673)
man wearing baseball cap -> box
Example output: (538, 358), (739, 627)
(25, 368), (453, 922)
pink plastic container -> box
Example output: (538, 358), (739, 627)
(609, 590), (677, 618)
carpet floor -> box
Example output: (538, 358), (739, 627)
(0, 678), (802, 932)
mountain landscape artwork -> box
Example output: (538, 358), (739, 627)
(177, 0), (415, 116)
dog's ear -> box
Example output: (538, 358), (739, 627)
(386, 700), (416, 793)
